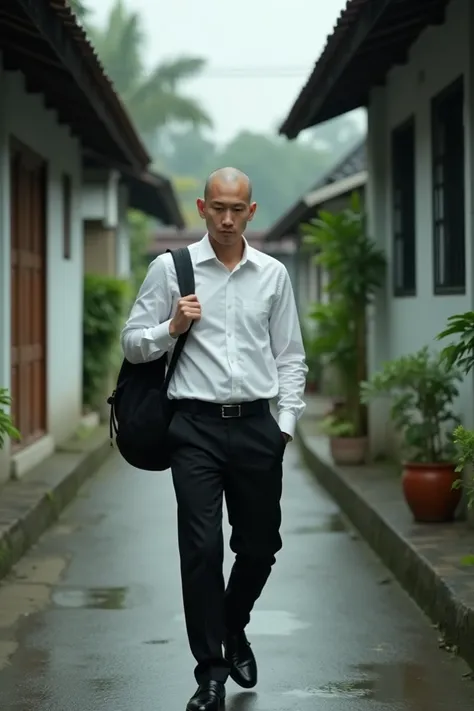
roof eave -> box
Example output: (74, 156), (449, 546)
(127, 172), (185, 228)
(16, 0), (150, 170)
(265, 138), (367, 241)
(279, 0), (393, 138)
(304, 170), (367, 207)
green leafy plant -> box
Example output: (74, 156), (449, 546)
(437, 311), (474, 505)
(360, 347), (462, 463)
(451, 425), (474, 508)
(83, 275), (130, 409)
(308, 300), (358, 425)
(300, 321), (322, 389)
(129, 209), (152, 298)
(437, 311), (474, 374)
(303, 192), (386, 437)
(319, 415), (356, 438)
(0, 388), (20, 449)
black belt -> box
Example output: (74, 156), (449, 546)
(173, 399), (269, 419)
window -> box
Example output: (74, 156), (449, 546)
(62, 173), (72, 260)
(392, 117), (416, 296)
(432, 77), (465, 294)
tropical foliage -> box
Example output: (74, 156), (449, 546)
(83, 275), (130, 408)
(360, 348), (462, 463)
(69, 0), (210, 153)
(0, 388), (20, 449)
(69, 1), (364, 229)
(303, 193), (386, 437)
(437, 311), (474, 506)
(69, 0), (88, 21)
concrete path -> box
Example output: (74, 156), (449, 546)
(0, 443), (474, 710)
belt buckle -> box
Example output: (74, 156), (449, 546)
(221, 404), (241, 419)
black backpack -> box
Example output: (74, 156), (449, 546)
(108, 247), (195, 471)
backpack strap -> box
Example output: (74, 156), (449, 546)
(163, 247), (195, 390)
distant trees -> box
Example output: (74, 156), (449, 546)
(69, 0), (211, 154)
(162, 124), (363, 230)
(69, 0), (89, 23)
(68, 0), (364, 231)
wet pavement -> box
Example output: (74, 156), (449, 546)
(1, 444), (474, 710)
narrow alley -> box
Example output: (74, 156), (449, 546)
(1, 444), (474, 711)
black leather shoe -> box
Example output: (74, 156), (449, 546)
(186, 681), (226, 711)
(225, 631), (257, 688)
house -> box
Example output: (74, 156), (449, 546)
(264, 139), (367, 325)
(279, 0), (474, 455)
(82, 162), (184, 280)
(0, 0), (183, 482)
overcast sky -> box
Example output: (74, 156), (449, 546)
(92, 0), (357, 144)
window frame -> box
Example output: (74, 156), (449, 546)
(431, 75), (465, 296)
(62, 173), (72, 260)
(391, 115), (416, 298)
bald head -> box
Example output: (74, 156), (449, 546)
(204, 167), (252, 203)
(197, 167), (256, 243)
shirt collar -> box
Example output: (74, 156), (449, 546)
(196, 233), (263, 268)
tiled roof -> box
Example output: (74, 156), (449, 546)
(3, 0), (150, 169)
(280, 0), (452, 138)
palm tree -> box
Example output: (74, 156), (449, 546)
(68, 0), (89, 23)
(78, 0), (211, 151)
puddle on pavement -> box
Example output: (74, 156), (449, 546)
(291, 512), (346, 535)
(285, 661), (435, 703)
(247, 610), (311, 636)
(52, 586), (128, 610)
(226, 691), (258, 710)
(174, 609), (311, 636)
(285, 679), (373, 699)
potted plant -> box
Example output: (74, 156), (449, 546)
(437, 311), (474, 509)
(0, 388), (20, 449)
(303, 192), (386, 465)
(309, 300), (366, 463)
(318, 415), (366, 464)
(360, 347), (462, 523)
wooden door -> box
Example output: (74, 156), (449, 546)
(10, 140), (47, 449)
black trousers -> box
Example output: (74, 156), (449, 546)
(168, 400), (285, 684)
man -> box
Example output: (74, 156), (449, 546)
(121, 167), (307, 711)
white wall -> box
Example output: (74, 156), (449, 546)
(0, 66), (83, 460)
(82, 169), (120, 228)
(116, 184), (131, 278)
(367, 0), (474, 451)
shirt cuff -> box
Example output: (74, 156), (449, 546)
(149, 319), (175, 352)
(278, 411), (297, 440)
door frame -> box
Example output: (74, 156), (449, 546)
(9, 136), (48, 450)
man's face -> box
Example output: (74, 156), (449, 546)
(196, 179), (257, 246)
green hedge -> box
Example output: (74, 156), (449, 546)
(83, 274), (130, 409)
(0, 388), (20, 449)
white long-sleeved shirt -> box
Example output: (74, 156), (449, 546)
(121, 234), (307, 437)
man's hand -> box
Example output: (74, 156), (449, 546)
(169, 295), (201, 338)
(282, 432), (291, 444)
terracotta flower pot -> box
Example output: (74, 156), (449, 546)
(402, 462), (461, 523)
(330, 436), (368, 466)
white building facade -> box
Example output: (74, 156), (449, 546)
(0, 65), (84, 479)
(0, 2), (183, 483)
(365, 0), (474, 452)
(280, 0), (474, 457)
